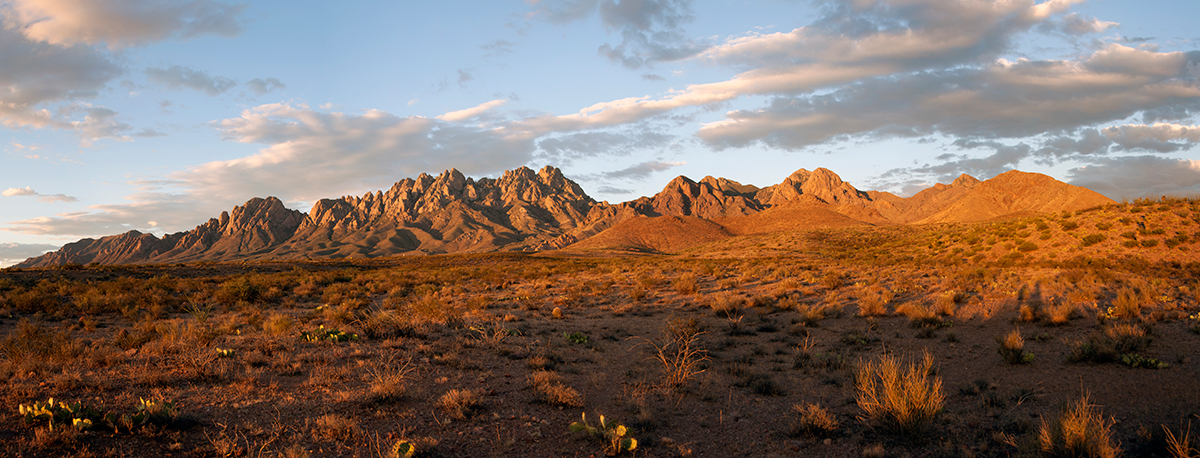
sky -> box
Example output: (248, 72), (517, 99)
(1, 0), (1199, 266)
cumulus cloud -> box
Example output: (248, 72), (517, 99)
(536, 128), (674, 164)
(1068, 156), (1200, 200)
(0, 27), (121, 129)
(0, 242), (60, 267)
(531, 0), (705, 68)
(3, 186), (78, 202)
(145, 65), (237, 95)
(245, 77), (285, 95)
(1103, 123), (1200, 152)
(601, 160), (685, 180)
(436, 99), (507, 122)
(2, 0), (245, 48)
(697, 46), (1200, 151)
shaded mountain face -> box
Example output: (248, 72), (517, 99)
(17, 166), (1115, 266)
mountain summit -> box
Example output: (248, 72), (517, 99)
(16, 166), (1113, 266)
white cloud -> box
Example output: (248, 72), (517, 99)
(1068, 156), (1200, 200)
(436, 99), (507, 122)
(3, 186), (77, 202)
(3, 0), (245, 48)
(0, 242), (60, 267)
(3, 187), (35, 196)
(1103, 122), (1200, 152)
(145, 65), (237, 95)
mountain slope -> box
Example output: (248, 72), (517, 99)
(15, 166), (1116, 266)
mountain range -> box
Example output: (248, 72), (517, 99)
(16, 166), (1113, 267)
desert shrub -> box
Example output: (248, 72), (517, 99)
(821, 272), (845, 290)
(437, 389), (481, 420)
(707, 291), (743, 318)
(1120, 231), (1137, 239)
(528, 370), (584, 407)
(933, 291), (962, 316)
(1018, 241), (1039, 252)
(1080, 234), (1106, 248)
(1142, 239), (1160, 248)
(895, 303), (940, 328)
(216, 277), (262, 305)
(642, 318), (709, 392)
(1104, 323), (1150, 353)
(1122, 240), (1140, 248)
(1095, 222), (1113, 231)
(262, 312), (295, 337)
(859, 292), (888, 317)
(1043, 302), (1076, 326)
(673, 273), (699, 295)
(998, 329), (1034, 364)
(311, 414), (360, 443)
(1060, 221), (1080, 231)
(1038, 394), (1120, 458)
(0, 320), (78, 375)
(367, 360), (413, 402)
(855, 351), (944, 434)
(1110, 287), (1146, 319)
(790, 403), (840, 437)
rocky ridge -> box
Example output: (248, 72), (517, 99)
(16, 166), (1114, 266)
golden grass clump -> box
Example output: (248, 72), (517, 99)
(858, 293), (888, 317)
(998, 329), (1034, 364)
(311, 414), (360, 443)
(673, 272), (700, 295)
(708, 291), (743, 318)
(437, 389), (481, 420)
(527, 370), (584, 407)
(895, 302), (939, 327)
(790, 403), (840, 437)
(855, 351), (944, 434)
(262, 312), (295, 337)
(1038, 394), (1120, 458)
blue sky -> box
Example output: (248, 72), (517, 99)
(2, 0), (1199, 265)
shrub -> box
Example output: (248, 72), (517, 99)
(855, 351), (944, 434)
(1018, 241), (1039, 252)
(895, 303), (940, 328)
(1142, 239), (1160, 248)
(642, 318), (709, 392)
(858, 294), (888, 317)
(437, 389), (481, 420)
(1038, 394), (1120, 458)
(998, 329), (1034, 364)
(262, 312), (295, 337)
(790, 403), (840, 437)
(1061, 221), (1080, 231)
(1080, 234), (1106, 248)
(708, 291), (743, 318)
(673, 273), (699, 295)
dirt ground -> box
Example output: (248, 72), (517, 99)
(1, 253), (1199, 458)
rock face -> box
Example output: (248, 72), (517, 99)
(16, 166), (1116, 266)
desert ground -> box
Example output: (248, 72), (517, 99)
(3, 199), (1200, 458)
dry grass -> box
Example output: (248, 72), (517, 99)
(855, 351), (944, 434)
(998, 329), (1033, 364)
(707, 291), (743, 318)
(527, 370), (584, 407)
(311, 414), (360, 443)
(1038, 394), (1120, 458)
(1164, 422), (1198, 458)
(437, 389), (481, 420)
(790, 403), (840, 437)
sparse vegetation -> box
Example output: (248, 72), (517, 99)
(854, 351), (944, 434)
(1038, 394), (1121, 458)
